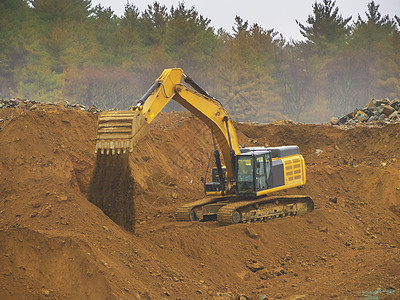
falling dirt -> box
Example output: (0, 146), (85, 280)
(88, 154), (135, 231)
(0, 106), (399, 299)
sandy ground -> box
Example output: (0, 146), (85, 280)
(0, 105), (399, 299)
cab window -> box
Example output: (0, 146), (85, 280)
(237, 157), (254, 193)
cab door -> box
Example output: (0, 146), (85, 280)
(255, 156), (267, 191)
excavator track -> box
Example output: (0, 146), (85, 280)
(175, 195), (313, 225)
(175, 198), (225, 221)
(217, 195), (314, 225)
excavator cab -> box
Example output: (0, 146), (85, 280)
(204, 146), (304, 198)
(236, 151), (272, 196)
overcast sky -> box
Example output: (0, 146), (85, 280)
(91, 0), (400, 41)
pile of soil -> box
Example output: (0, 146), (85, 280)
(0, 106), (399, 299)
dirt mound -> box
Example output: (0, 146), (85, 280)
(0, 227), (113, 299)
(0, 106), (399, 299)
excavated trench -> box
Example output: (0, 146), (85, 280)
(88, 153), (136, 231)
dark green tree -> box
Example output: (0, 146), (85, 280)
(89, 4), (120, 65)
(212, 19), (283, 122)
(296, 0), (351, 54)
(141, 2), (169, 47)
(0, 0), (36, 97)
(118, 4), (146, 71)
(349, 1), (398, 102)
(164, 2), (217, 76)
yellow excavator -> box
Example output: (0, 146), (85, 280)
(95, 68), (314, 225)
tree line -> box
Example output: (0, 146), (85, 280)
(1, 0), (399, 122)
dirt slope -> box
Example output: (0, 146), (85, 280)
(0, 106), (399, 299)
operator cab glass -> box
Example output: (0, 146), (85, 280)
(237, 156), (254, 193)
(236, 151), (272, 196)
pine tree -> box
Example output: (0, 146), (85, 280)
(164, 3), (216, 75)
(212, 18), (283, 122)
(350, 1), (398, 101)
(296, 0), (351, 55)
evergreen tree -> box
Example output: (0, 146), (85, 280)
(141, 2), (169, 47)
(350, 1), (398, 101)
(89, 4), (120, 65)
(165, 3), (216, 76)
(296, 0), (351, 55)
(213, 18), (283, 122)
(0, 0), (37, 97)
(119, 4), (146, 71)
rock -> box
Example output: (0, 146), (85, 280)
(273, 267), (285, 276)
(319, 226), (328, 233)
(305, 275), (312, 282)
(377, 98), (391, 106)
(29, 104), (38, 111)
(56, 194), (68, 202)
(338, 115), (349, 124)
(41, 204), (52, 218)
(367, 99), (377, 107)
(41, 289), (50, 297)
(355, 111), (368, 122)
(102, 260), (111, 268)
(244, 227), (259, 239)
(329, 197), (338, 203)
(246, 260), (265, 272)
(32, 202), (41, 208)
(330, 117), (339, 125)
(257, 270), (271, 280)
(382, 105), (395, 116)
(389, 111), (399, 120)
(288, 295), (306, 300)
(390, 99), (400, 110)
(337, 98), (400, 127)
(236, 271), (250, 280)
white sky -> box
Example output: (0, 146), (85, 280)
(91, 0), (400, 41)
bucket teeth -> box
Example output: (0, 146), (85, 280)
(95, 110), (147, 155)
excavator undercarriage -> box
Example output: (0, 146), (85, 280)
(175, 195), (314, 225)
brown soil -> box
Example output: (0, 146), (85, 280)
(0, 106), (399, 299)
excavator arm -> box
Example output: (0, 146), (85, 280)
(95, 68), (240, 189)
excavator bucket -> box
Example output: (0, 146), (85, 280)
(95, 111), (148, 155)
